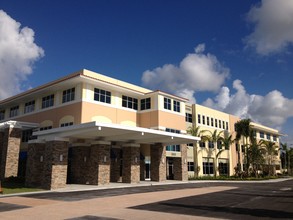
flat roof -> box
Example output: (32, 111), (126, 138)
(33, 121), (200, 145)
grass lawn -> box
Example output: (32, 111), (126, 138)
(1, 180), (44, 195)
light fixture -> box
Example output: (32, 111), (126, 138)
(103, 156), (107, 162)
(60, 154), (63, 162)
(40, 155), (43, 162)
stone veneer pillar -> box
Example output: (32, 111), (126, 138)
(0, 126), (21, 180)
(122, 145), (140, 183)
(150, 143), (166, 182)
(173, 144), (188, 181)
(25, 141), (46, 187)
(88, 142), (111, 185)
(42, 140), (69, 190)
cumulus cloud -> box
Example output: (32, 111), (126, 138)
(203, 79), (293, 129)
(142, 44), (229, 103)
(244, 0), (293, 55)
(0, 10), (44, 100)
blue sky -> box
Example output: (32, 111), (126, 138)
(0, 0), (293, 145)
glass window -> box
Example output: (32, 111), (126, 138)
(208, 141), (214, 149)
(164, 97), (171, 110)
(10, 106), (19, 117)
(203, 158), (214, 175)
(40, 126), (52, 131)
(260, 131), (264, 138)
(199, 141), (206, 148)
(217, 141), (222, 149)
(207, 117), (210, 126)
(0, 110), (5, 120)
(42, 94), (54, 109)
(202, 115), (205, 125)
(266, 133), (271, 140)
(166, 145), (180, 152)
(141, 98), (151, 110)
(166, 128), (180, 133)
(122, 95), (138, 110)
(219, 120), (222, 129)
(60, 122), (73, 127)
(188, 162), (194, 171)
(62, 88), (75, 103)
(198, 114), (201, 124)
(173, 100), (180, 112)
(273, 135), (277, 141)
(185, 113), (192, 123)
(218, 159), (229, 176)
(21, 129), (33, 143)
(215, 119), (218, 128)
(24, 100), (35, 114)
(226, 122), (229, 130)
(94, 88), (111, 104)
(211, 118), (214, 127)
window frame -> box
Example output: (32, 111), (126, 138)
(141, 97), (151, 110)
(173, 100), (180, 112)
(42, 94), (54, 109)
(122, 95), (138, 110)
(164, 97), (171, 110)
(94, 88), (111, 104)
(24, 100), (35, 114)
(62, 88), (75, 103)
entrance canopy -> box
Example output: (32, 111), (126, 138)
(33, 121), (200, 145)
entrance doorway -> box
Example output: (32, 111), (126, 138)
(166, 157), (174, 180)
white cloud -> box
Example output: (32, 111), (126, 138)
(203, 79), (293, 130)
(244, 0), (293, 55)
(0, 10), (44, 100)
(141, 44), (229, 103)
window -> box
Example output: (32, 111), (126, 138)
(94, 88), (111, 104)
(10, 106), (19, 117)
(24, 100), (35, 114)
(173, 100), (180, 112)
(273, 135), (277, 141)
(188, 162), (194, 171)
(187, 143), (193, 147)
(217, 141), (222, 149)
(260, 131), (264, 138)
(208, 141), (214, 149)
(198, 114), (201, 124)
(203, 158), (214, 175)
(207, 117), (210, 126)
(202, 115), (205, 125)
(40, 126), (52, 131)
(60, 122), (73, 127)
(215, 119), (218, 128)
(219, 120), (222, 129)
(22, 129), (33, 143)
(226, 122), (229, 130)
(222, 121), (225, 130)
(236, 143), (239, 151)
(266, 133), (271, 140)
(42, 94), (54, 109)
(211, 118), (214, 127)
(166, 145), (180, 152)
(122, 95), (138, 110)
(62, 88), (75, 103)
(164, 97), (171, 110)
(0, 110), (5, 120)
(218, 159), (229, 176)
(141, 98), (151, 110)
(166, 128), (180, 133)
(185, 113), (192, 123)
(199, 141), (206, 148)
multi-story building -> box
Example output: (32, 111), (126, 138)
(0, 69), (282, 189)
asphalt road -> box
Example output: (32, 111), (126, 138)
(0, 179), (292, 219)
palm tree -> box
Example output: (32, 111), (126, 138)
(201, 129), (224, 177)
(234, 119), (251, 172)
(288, 147), (293, 175)
(247, 142), (265, 177)
(280, 143), (288, 172)
(260, 140), (279, 176)
(219, 134), (234, 176)
(187, 125), (202, 177)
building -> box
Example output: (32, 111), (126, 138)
(0, 69), (282, 189)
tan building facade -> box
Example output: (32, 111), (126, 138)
(0, 69), (282, 189)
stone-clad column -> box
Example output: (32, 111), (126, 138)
(25, 141), (46, 187)
(150, 143), (166, 182)
(173, 144), (188, 181)
(42, 139), (69, 190)
(88, 141), (111, 185)
(0, 126), (21, 180)
(122, 144), (140, 183)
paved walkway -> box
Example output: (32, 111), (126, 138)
(0, 178), (292, 219)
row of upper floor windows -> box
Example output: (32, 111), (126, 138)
(197, 114), (229, 130)
(0, 86), (182, 121)
(254, 131), (278, 142)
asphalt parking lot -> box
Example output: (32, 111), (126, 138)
(0, 178), (292, 219)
